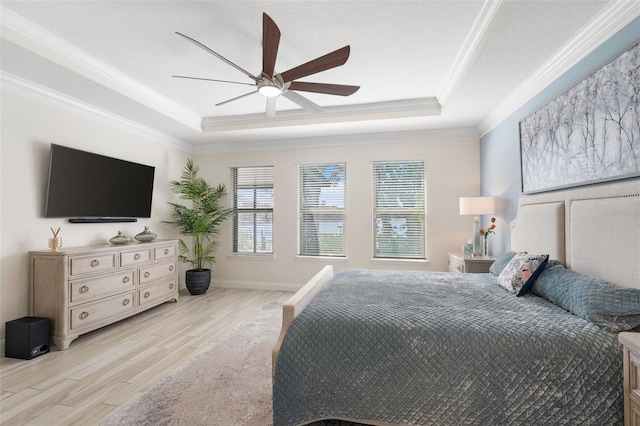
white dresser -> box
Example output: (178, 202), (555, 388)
(29, 239), (179, 350)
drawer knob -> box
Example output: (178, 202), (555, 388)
(90, 259), (100, 267)
(122, 299), (130, 306)
(169, 283), (174, 289)
(164, 249), (169, 255)
(144, 291), (151, 299)
(134, 254), (140, 260)
(144, 272), (151, 278)
(123, 276), (130, 283)
(79, 311), (89, 320)
(169, 265), (174, 272)
(79, 285), (89, 294)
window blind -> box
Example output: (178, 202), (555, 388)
(298, 163), (346, 257)
(373, 160), (426, 259)
(231, 166), (274, 254)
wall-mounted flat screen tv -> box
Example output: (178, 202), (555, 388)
(44, 144), (155, 223)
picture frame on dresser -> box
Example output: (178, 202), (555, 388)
(29, 239), (179, 350)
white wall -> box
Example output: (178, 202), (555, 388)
(1, 87), (482, 346)
(197, 135), (481, 291)
(0, 90), (189, 343)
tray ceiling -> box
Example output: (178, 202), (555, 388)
(1, 1), (637, 152)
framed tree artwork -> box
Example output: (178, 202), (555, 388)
(519, 42), (639, 194)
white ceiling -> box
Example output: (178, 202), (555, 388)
(1, 1), (638, 152)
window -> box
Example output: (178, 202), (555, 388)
(373, 160), (426, 259)
(298, 163), (346, 257)
(231, 166), (273, 254)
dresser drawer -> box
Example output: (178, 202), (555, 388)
(448, 257), (464, 273)
(70, 270), (135, 303)
(120, 248), (152, 267)
(154, 246), (176, 260)
(70, 292), (135, 329)
(139, 261), (177, 285)
(69, 253), (117, 277)
(155, 245), (177, 261)
(630, 351), (640, 404)
(138, 280), (177, 308)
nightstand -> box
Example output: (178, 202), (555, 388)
(448, 252), (495, 273)
(619, 332), (640, 426)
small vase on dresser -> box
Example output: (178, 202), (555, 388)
(135, 226), (157, 242)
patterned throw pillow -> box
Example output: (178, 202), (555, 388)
(497, 253), (549, 296)
(489, 251), (518, 276)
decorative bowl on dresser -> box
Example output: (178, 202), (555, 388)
(29, 239), (179, 350)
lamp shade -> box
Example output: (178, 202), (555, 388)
(459, 197), (496, 216)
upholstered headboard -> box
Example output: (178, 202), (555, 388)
(510, 180), (640, 289)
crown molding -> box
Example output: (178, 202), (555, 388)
(0, 5), (202, 132)
(194, 127), (479, 154)
(478, 0), (640, 136)
(438, 0), (503, 107)
(201, 98), (441, 132)
(1, 71), (193, 152)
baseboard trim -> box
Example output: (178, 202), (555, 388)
(211, 279), (302, 293)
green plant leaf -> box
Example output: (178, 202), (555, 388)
(163, 159), (233, 270)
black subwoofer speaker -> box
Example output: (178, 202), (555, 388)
(5, 317), (50, 360)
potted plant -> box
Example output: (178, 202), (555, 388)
(164, 159), (233, 295)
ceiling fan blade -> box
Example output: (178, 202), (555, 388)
(265, 97), (277, 118)
(280, 46), (351, 83)
(288, 81), (359, 96)
(176, 32), (259, 82)
(282, 90), (324, 114)
(215, 90), (258, 106)
(262, 13), (281, 78)
(173, 75), (255, 86)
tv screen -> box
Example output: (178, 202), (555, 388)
(45, 144), (155, 222)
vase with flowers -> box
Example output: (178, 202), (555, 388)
(478, 217), (497, 256)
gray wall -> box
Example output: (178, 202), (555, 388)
(480, 17), (640, 256)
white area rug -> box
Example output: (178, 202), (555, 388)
(102, 301), (282, 426)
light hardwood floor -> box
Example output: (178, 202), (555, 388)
(0, 287), (292, 425)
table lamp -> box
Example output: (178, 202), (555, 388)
(459, 196), (495, 256)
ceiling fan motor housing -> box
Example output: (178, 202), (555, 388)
(257, 75), (283, 97)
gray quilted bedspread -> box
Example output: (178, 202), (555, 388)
(273, 269), (623, 426)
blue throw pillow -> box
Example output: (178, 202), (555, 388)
(497, 253), (549, 296)
(532, 265), (640, 331)
(545, 259), (560, 269)
(489, 251), (517, 276)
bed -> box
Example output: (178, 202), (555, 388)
(272, 180), (640, 426)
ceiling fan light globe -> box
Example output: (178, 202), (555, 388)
(258, 85), (282, 97)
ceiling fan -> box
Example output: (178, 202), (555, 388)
(173, 13), (360, 118)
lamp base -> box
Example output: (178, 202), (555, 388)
(472, 216), (482, 256)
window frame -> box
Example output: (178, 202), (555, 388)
(372, 160), (427, 260)
(230, 166), (274, 255)
(297, 162), (347, 258)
